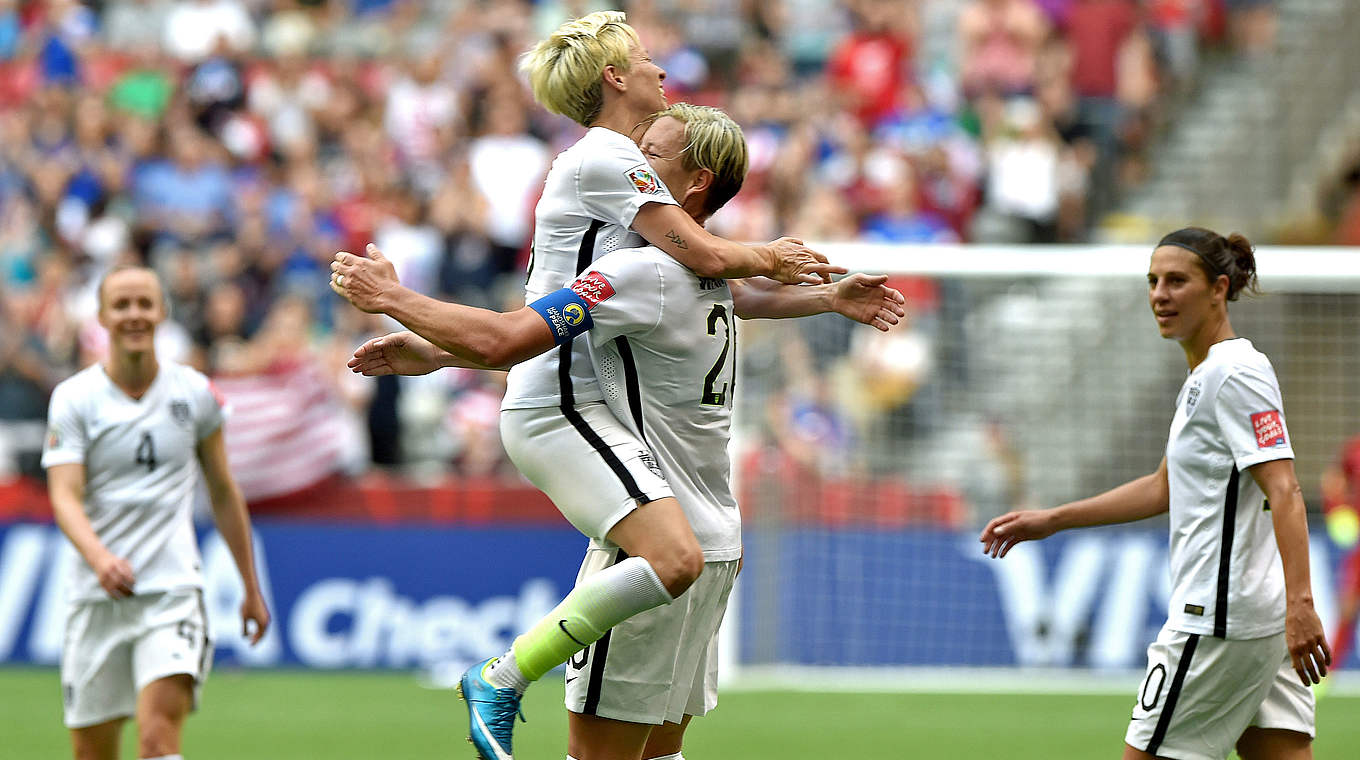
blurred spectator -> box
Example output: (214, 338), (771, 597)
(957, 0), (1049, 98)
(163, 0), (256, 63)
(827, 0), (917, 128)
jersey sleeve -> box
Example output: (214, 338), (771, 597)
(1214, 369), (1295, 470)
(41, 381), (87, 468)
(192, 372), (226, 440)
(576, 147), (677, 230)
(570, 251), (666, 346)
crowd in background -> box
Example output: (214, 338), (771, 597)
(0, 0), (1292, 487)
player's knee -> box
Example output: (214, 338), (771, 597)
(657, 545), (704, 597)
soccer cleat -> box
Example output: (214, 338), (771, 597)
(458, 657), (525, 760)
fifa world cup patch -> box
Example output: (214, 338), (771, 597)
(571, 271), (617, 307)
(624, 164), (663, 194)
(45, 428), (61, 450)
(1251, 410), (1287, 448)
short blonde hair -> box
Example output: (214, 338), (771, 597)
(519, 11), (640, 127)
(654, 103), (748, 217)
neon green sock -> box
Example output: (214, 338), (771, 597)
(510, 555), (671, 681)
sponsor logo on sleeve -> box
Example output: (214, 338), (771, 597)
(1251, 410), (1287, 448)
(45, 428), (61, 450)
(571, 271), (617, 308)
(624, 164), (662, 194)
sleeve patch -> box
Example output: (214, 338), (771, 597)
(571, 271), (617, 308)
(1251, 410), (1287, 448)
(624, 164), (663, 195)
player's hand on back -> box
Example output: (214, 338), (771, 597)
(766, 238), (847, 285)
(92, 551), (135, 598)
(241, 590), (271, 646)
(979, 510), (1058, 558)
(348, 331), (445, 376)
(830, 273), (907, 331)
(331, 243), (399, 313)
(1285, 601), (1330, 685)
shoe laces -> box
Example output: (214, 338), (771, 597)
(485, 688), (526, 743)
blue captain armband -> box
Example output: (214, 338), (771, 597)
(529, 288), (594, 345)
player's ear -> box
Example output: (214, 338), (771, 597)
(691, 168), (714, 194)
(602, 64), (625, 92)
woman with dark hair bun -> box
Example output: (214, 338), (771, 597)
(980, 228), (1329, 759)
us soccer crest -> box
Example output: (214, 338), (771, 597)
(1185, 380), (1201, 413)
(625, 164), (662, 194)
(170, 400), (192, 426)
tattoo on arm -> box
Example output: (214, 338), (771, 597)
(665, 230), (688, 250)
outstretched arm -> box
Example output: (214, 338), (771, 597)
(348, 331), (497, 376)
(1250, 458), (1330, 684)
(632, 202), (845, 284)
(197, 429), (270, 645)
(730, 274), (906, 331)
(331, 245), (556, 369)
(980, 457), (1170, 558)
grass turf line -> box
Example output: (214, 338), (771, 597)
(2, 667), (1356, 759)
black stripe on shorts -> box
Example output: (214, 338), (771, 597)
(558, 341), (647, 503)
(583, 548), (629, 715)
(1145, 633), (1200, 755)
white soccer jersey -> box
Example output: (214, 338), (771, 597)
(502, 127), (679, 410)
(42, 362), (224, 603)
(1163, 338), (1293, 640)
(564, 248), (741, 560)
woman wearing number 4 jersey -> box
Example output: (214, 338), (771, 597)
(335, 103), (903, 760)
(42, 266), (270, 760)
(981, 228), (1330, 760)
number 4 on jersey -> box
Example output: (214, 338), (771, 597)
(135, 431), (157, 472)
(702, 304), (735, 406)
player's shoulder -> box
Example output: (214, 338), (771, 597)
(1205, 339), (1279, 394)
(50, 363), (105, 401)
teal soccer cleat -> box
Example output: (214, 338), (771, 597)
(457, 657), (525, 760)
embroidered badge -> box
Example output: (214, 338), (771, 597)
(624, 164), (661, 194)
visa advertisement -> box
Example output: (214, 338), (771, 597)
(0, 522), (1352, 670)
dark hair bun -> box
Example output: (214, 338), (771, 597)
(1223, 232), (1259, 300)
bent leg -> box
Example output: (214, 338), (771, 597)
(70, 718), (125, 760)
(136, 674), (194, 759)
(1236, 727), (1312, 760)
(606, 497), (704, 597)
(568, 710), (653, 760)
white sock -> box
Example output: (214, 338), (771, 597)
(646, 753), (684, 760)
(484, 647), (530, 694)
(141, 755), (184, 760)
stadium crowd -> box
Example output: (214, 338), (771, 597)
(0, 0), (1293, 489)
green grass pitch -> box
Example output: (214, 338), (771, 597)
(3, 667), (1357, 759)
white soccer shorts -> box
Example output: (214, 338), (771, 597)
(1125, 626), (1314, 760)
(61, 589), (213, 728)
(564, 547), (739, 725)
(501, 402), (673, 539)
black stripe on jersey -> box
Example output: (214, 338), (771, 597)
(1145, 633), (1200, 755)
(576, 219), (606, 276)
(613, 336), (647, 444)
(558, 341), (647, 503)
(583, 548), (628, 715)
(1214, 466), (1240, 638)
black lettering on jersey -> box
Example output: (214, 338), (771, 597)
(135, 431), (157, 472)
(698, 277), (724, 291)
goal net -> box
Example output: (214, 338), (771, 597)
(729, 244), (1360, 677)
